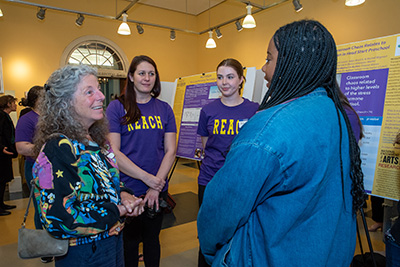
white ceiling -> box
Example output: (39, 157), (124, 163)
(135, 0), (226, 16)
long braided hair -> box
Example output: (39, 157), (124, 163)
(259, 20), (366, 212)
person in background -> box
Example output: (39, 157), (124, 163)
(385, 132), (400, 267)
(16, 87), (43, 187)
(15, 86), (53, 263)
(106, 55), (176, 267)
(0, 95), (18, 216)
(32, 65), (144, 267)
(196, 58), (259, 267)
(17, 90), (34, 197)
(197, 20), (365, 266)
(19, 95), (33, 117)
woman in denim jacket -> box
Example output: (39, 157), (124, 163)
(197, 20), (365, 267)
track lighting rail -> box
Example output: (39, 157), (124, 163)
(5, 0), (292, 35)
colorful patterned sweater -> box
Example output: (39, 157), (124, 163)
(33, 136), (122, 246)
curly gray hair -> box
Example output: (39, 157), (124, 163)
(34, 64), (108, 154)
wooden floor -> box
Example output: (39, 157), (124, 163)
(0, 158), (385, 266)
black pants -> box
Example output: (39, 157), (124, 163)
(371, 195), (384, 223)
(0, 182), (6, 207)
(123, 201), (164, 267)
(198, 184), (211, 267)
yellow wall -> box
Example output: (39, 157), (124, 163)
(196, 0), (400, 73)
(0, 1), (199, 105)
(1, 0), (400, 108)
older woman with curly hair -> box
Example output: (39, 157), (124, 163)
(32, 64), (144, 267)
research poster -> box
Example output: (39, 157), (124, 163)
(173, 69), (250, 161)
(173, 72), (218, 160)
(337, 34), (400, 200)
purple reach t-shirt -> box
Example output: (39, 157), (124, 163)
(106, 98), (177, 196)
(15, 110), (39, 163)
(197, 98), (259, 186)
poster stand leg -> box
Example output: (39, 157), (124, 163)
(167, 157), (202, 182)
(353, 208), (378, 267)
(167, 157), (180, 182)
(356, 221), (364, 256)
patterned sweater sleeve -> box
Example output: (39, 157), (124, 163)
(33, 137), (121, 239)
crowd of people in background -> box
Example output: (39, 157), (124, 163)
(0, 19), (399, 267)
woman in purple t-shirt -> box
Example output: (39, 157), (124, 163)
(15, 86), (45, 258)
(196, 58), (259, 267)
(107, 55), (176, 267)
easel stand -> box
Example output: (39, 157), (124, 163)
(167, 157), (201, 182)
(353, 207), (378, 267)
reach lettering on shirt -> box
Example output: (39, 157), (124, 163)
(127, 115), (163, 131)
(212, 119), (248, 135)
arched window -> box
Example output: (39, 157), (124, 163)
(60, 35), (128, 78)
(68, 41), (123, 71)
(60, 36), (129, 106)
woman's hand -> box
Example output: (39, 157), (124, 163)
(109, 220), (124, 236)
(108, 132), (166, 191)
(2, 147), (13, 155)
(144, 188), (161, 211)
(119, 192), (145, 217)
(144, 175), (166, 192)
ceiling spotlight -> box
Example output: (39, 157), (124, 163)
(345, 0), (365, 6)
(242, 4), (256, 28)
(75, 14), (84, 26)
(170, 30), (176, 41)
(235, 20), (243, 32)
(136, 24), (144, 34)
(118, 13), (131, 35)
(36, 7), (46, 20)
(0, 8), (3, 17)
(215, 28), (222, 39)
(292, 0), (303, 12)
(206, 31), (216, 49)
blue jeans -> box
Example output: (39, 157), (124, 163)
(385, 233), (400, 267)
(55, 234), (124, 267)
(25, 160), (42, 230)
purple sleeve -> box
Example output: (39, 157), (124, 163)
(106, 100), (123, 134)
(15, 111), (37, 143)
(197, 109), (208, 137)
(165, 103), (177, 133)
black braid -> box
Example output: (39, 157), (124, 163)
(259, 20), (366, 212)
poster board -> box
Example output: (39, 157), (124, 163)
(337, 34), (400, 200)
(159, 81), (177, 108)
(173, 68), (256, 160)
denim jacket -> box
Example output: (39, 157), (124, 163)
(197, 88), (356, 267)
